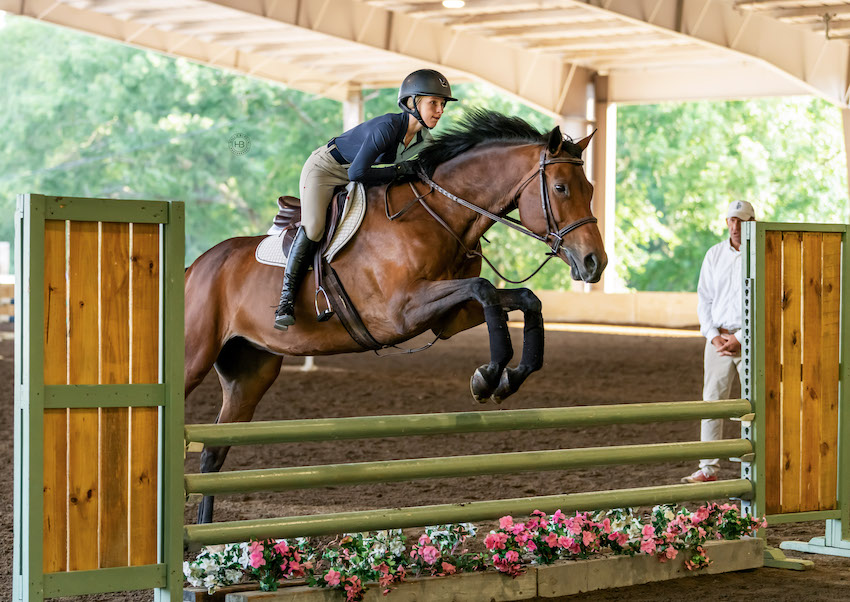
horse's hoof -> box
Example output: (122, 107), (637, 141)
(470, 369), (492, 404)
(490, 369), (515, 404)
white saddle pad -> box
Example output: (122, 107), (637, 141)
(256, 181), (367, 267)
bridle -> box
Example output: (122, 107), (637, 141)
(385, 147), (598, 284)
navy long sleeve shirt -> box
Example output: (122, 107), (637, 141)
(328, 112), (432, 183)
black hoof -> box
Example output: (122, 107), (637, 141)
(491, 368), (519, 404)
(470, 365), (499, 403)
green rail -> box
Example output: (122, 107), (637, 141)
(185, 439), (753, 495)
(184, 480), (753, 546)
(184, 399), (751, 446)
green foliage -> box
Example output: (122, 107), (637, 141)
(615, 98), (848, 291)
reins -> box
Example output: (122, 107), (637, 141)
(384, 147), (597, 284)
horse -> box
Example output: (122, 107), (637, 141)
(185, 110), (607, 523)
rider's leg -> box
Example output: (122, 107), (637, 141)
(274, 226), (318, 330)
(273, 146), (348, 330)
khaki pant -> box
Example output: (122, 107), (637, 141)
(299, 145), (351, 241)
(700, 339), (744, 472)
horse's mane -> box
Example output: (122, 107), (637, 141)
(417, 109), (581, 176)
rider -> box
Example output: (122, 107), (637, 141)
(273, 68), (458, 330)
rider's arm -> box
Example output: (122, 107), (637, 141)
(347, 119), (404, 184)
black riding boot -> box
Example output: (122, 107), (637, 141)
(274, 226), (319, 331)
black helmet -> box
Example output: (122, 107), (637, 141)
(398, 69), (457, 104)
(398, 69), (457, 129)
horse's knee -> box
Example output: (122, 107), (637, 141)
(518, 288), (542, 314)
(470, 278), (500, 306)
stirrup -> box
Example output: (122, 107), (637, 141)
(315, 286), (334, 322)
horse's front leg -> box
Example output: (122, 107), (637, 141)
(490, 288), (544, 403)
(401, 277), (512, 403)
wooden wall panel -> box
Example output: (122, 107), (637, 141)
(129, 223), (160, 565)
(99, 223), (131, 567)
(763, 231), (782, 514)
(42, 220), (67, 573)
(800, 233), (823, 511)
(67, 221), (99, 570)
(780, 233), (802, 513)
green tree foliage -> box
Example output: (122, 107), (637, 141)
(615, 99), (848, 291)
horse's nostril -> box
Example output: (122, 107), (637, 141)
(583, 253), (598, 274)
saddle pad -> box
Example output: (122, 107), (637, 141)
(255, 181), (366, 267)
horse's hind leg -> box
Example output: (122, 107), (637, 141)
(197, 337), (283, 524)
(491, 288), (544, 403)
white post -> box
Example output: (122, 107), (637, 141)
(591, 75), (620, 293)
(0, 241), (9, 275)
(841, 109), (850, 220)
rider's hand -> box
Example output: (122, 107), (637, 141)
(394, 161), (419, 181)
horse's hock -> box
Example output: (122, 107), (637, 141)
(13, 196), (850, 601)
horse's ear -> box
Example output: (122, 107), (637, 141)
(547, 126), (563, 155)
(576, 129), (596, 152)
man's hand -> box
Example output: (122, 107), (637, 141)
(712, 334), (741, 356)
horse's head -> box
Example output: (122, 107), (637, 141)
(514, 126), (607, 283)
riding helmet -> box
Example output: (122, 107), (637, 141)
(398, 69), (457, 128)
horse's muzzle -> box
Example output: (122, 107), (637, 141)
(567, 250), (607, 283)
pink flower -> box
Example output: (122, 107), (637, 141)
(441, 561), (457, 575)
(582, 531), (596, 547)
(601, 518), (612, 533)
(511, 522), (527, 535)
(324, 569), (341, 587)
(418, 534), (432, 546)
(663, 546), (678, 560)
(525, 540), (537, 552)
(608, 532), (628, 546)
(248, 541), (266, 569)
(642, 524), (655, 538)
(640, 538), (656, 554)
(552, 509), (566, 524)
(485, 532), (508, 550)
(421, 545), (440, 565)
(499, 516), (514, 530)
(505, 550), (520, 563)
(693, 507), (710, 523)
(273, 540), (289, 555)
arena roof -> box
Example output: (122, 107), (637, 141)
(4, 0), (850, 117)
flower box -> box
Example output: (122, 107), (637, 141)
(215, 539), (764, 602)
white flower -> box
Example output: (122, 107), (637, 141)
(389, 540), (406, 557)
(663, 508), (676, 522)
(203, 574), (220, 593)
(199, 557), (218, 573)
(224, 568), (243, 584)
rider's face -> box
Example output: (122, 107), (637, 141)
(416, 96), (447, 128)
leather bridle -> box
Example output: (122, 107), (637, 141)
(386, 147), (597, 283)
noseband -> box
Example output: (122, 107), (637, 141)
(410, 147), (597, 260)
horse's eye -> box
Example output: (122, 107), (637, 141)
(554, 184), (568, 196)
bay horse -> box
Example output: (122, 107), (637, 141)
(185, 111), (607, 523)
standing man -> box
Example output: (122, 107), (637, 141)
(682, 200), (756, 483)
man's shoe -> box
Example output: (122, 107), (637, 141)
(681, 469), (718, 484)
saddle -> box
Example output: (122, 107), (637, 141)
(268, 186), (384, 350)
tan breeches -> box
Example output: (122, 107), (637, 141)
(298, 145), (351, 241)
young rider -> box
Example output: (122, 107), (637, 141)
(273, 69), (457, 330)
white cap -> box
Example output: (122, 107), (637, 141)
(727, 200), (755, 221)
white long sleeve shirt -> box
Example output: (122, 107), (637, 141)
(697, 239), (743, 343)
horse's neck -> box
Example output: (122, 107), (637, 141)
(433, 145), (538, 248)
